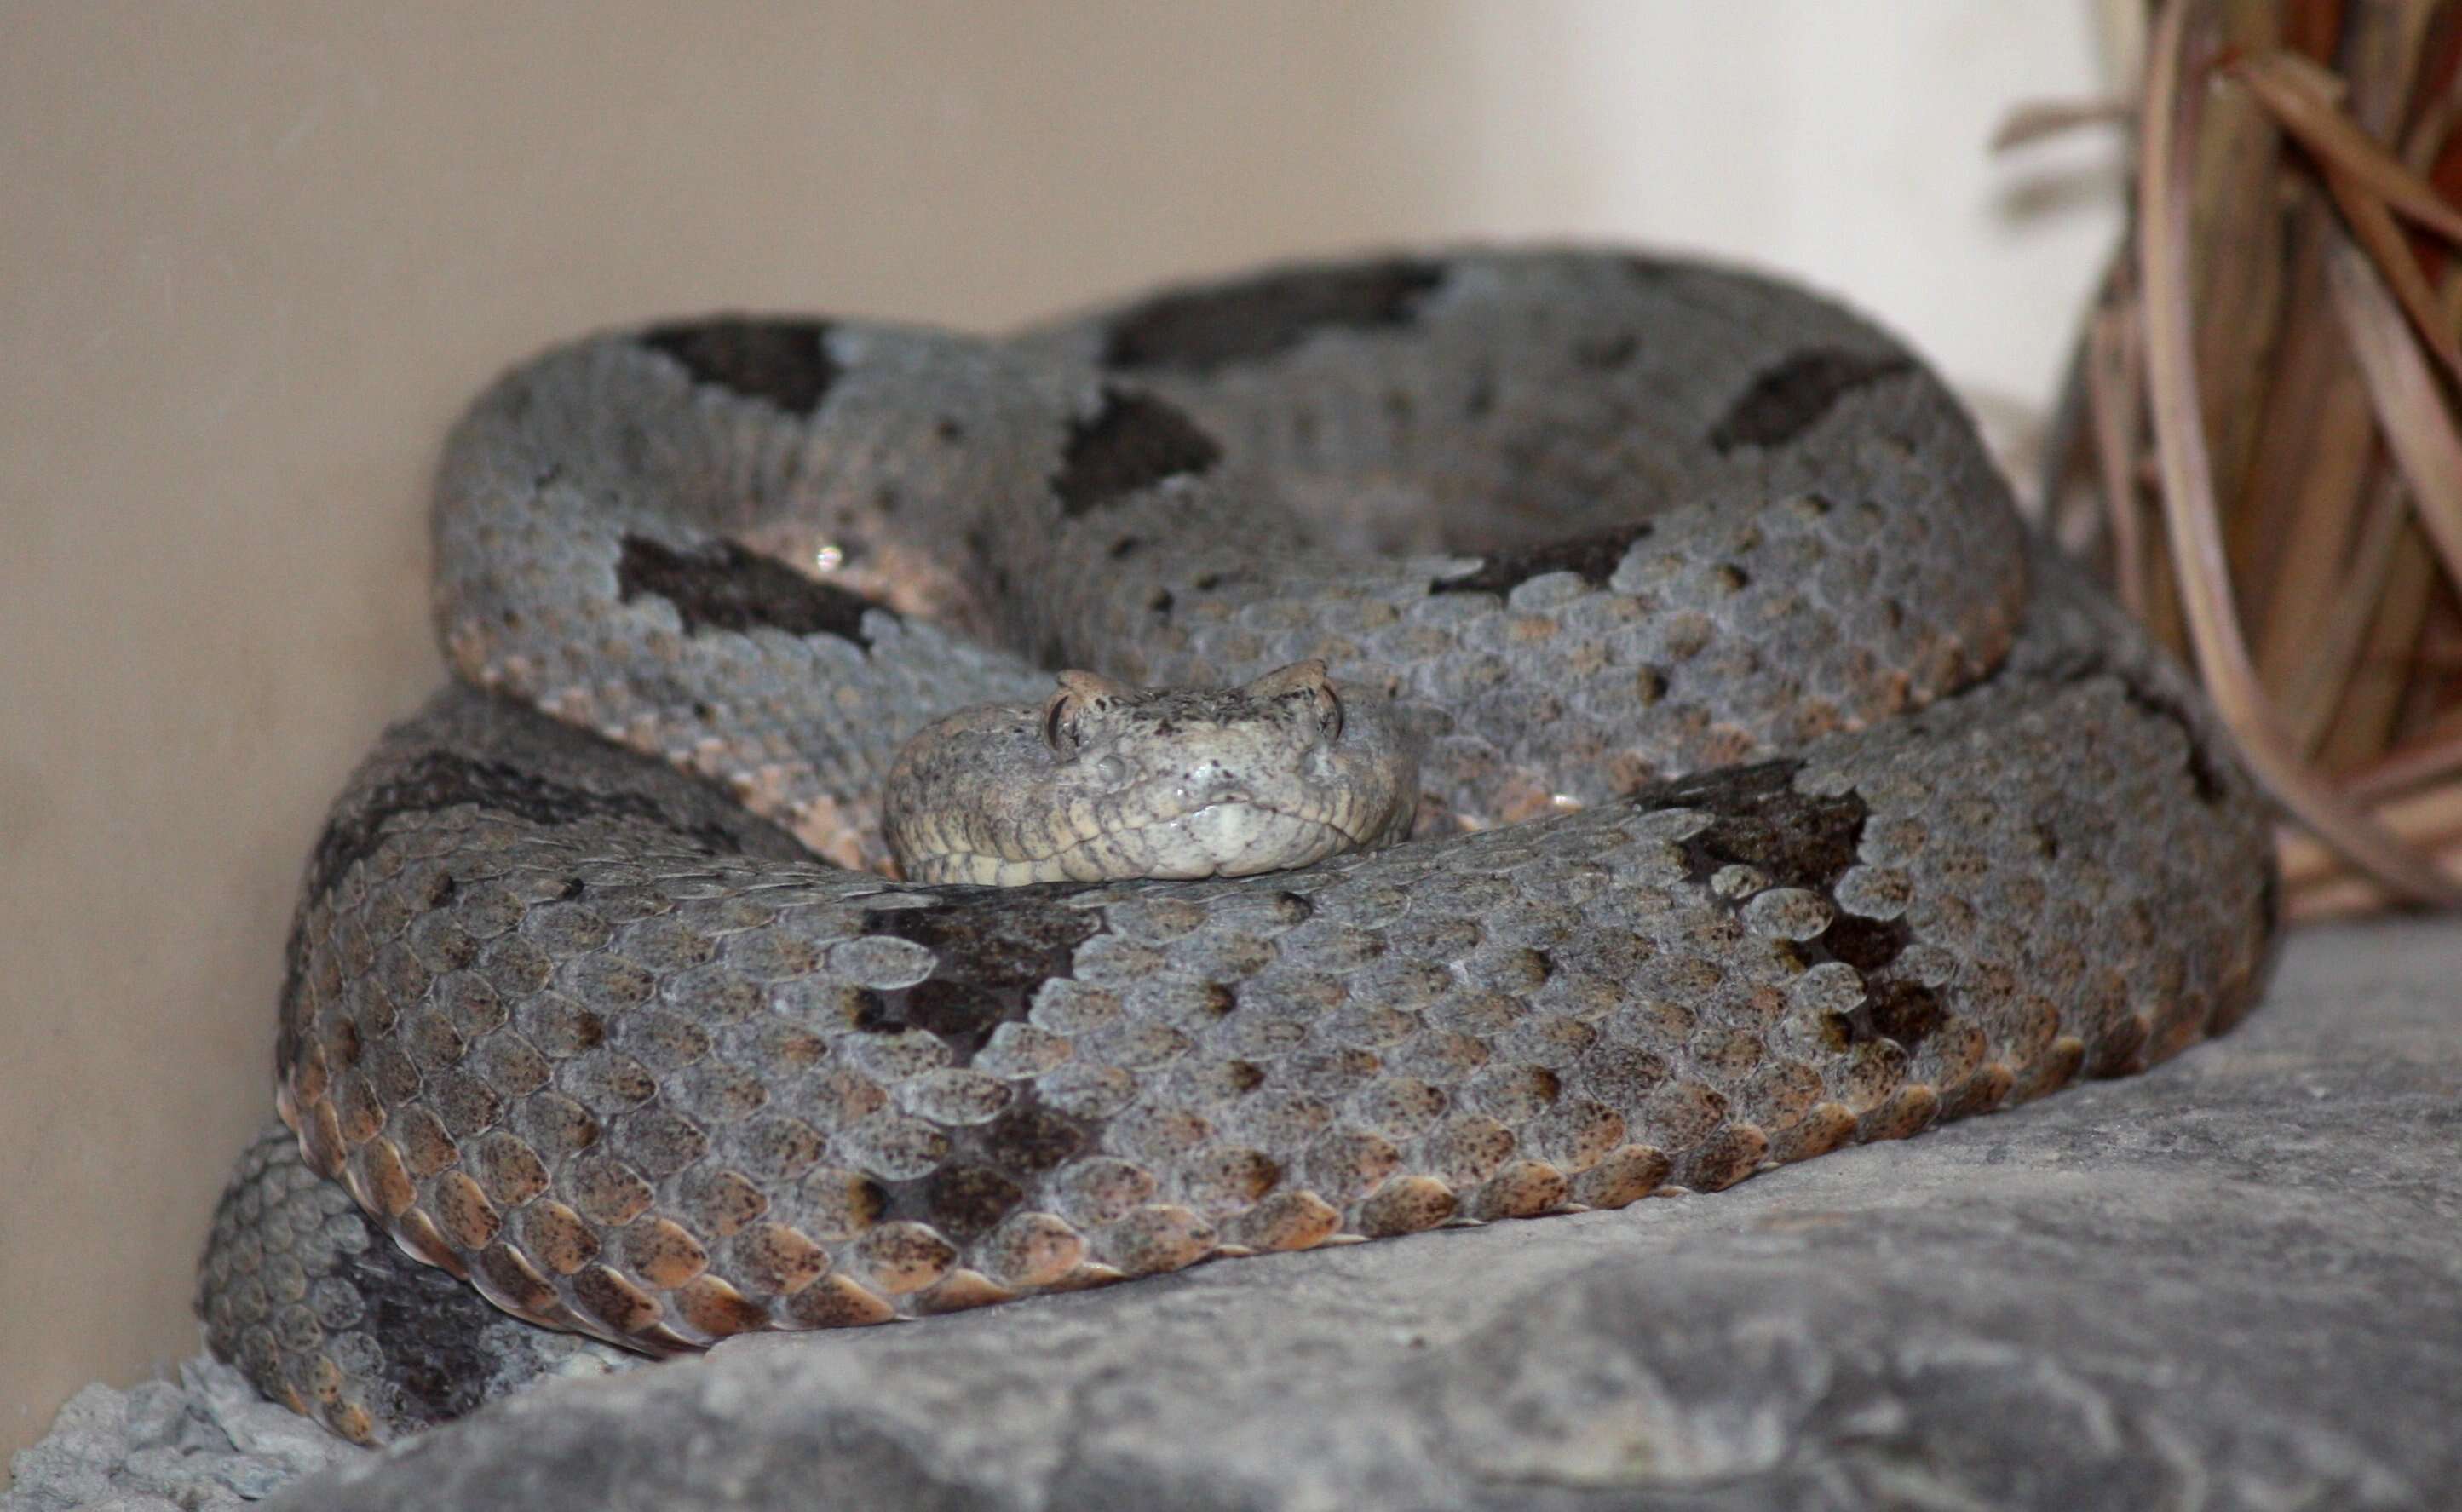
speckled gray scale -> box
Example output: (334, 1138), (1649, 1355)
(201, 249), (2276, 1445)
(199, 1124), (639, 1445)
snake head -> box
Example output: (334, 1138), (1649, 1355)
(887, 661), (1417, 886)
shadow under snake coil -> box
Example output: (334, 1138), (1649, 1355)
(196, 250), (2279, 1446)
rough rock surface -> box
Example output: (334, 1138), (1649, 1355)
(14, 917), (2459, 1510)
(0, 1359), (357, 1512)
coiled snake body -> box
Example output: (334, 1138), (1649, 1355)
(197, 250), (2278, 1445)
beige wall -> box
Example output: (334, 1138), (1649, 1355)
(0, 2), (2113, 1458)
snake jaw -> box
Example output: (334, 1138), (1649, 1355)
(1139, 797), (1357, 880)
(909, 798), (1370, 886)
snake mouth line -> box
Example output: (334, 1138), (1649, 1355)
(932, 799), (1372, 886)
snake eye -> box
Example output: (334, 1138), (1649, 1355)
(1043, 669), (1135, 757)
(1040, 693), (1076, 754)
(1240, 659), (1342, 744)
(1311, 681), (1343, 743)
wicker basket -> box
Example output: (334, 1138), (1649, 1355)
(2018, 0), (2462, 919)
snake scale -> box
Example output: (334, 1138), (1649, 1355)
(195, 250), (2279, 1446)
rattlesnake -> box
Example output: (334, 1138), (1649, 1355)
(196, 249), (2277, 1446)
